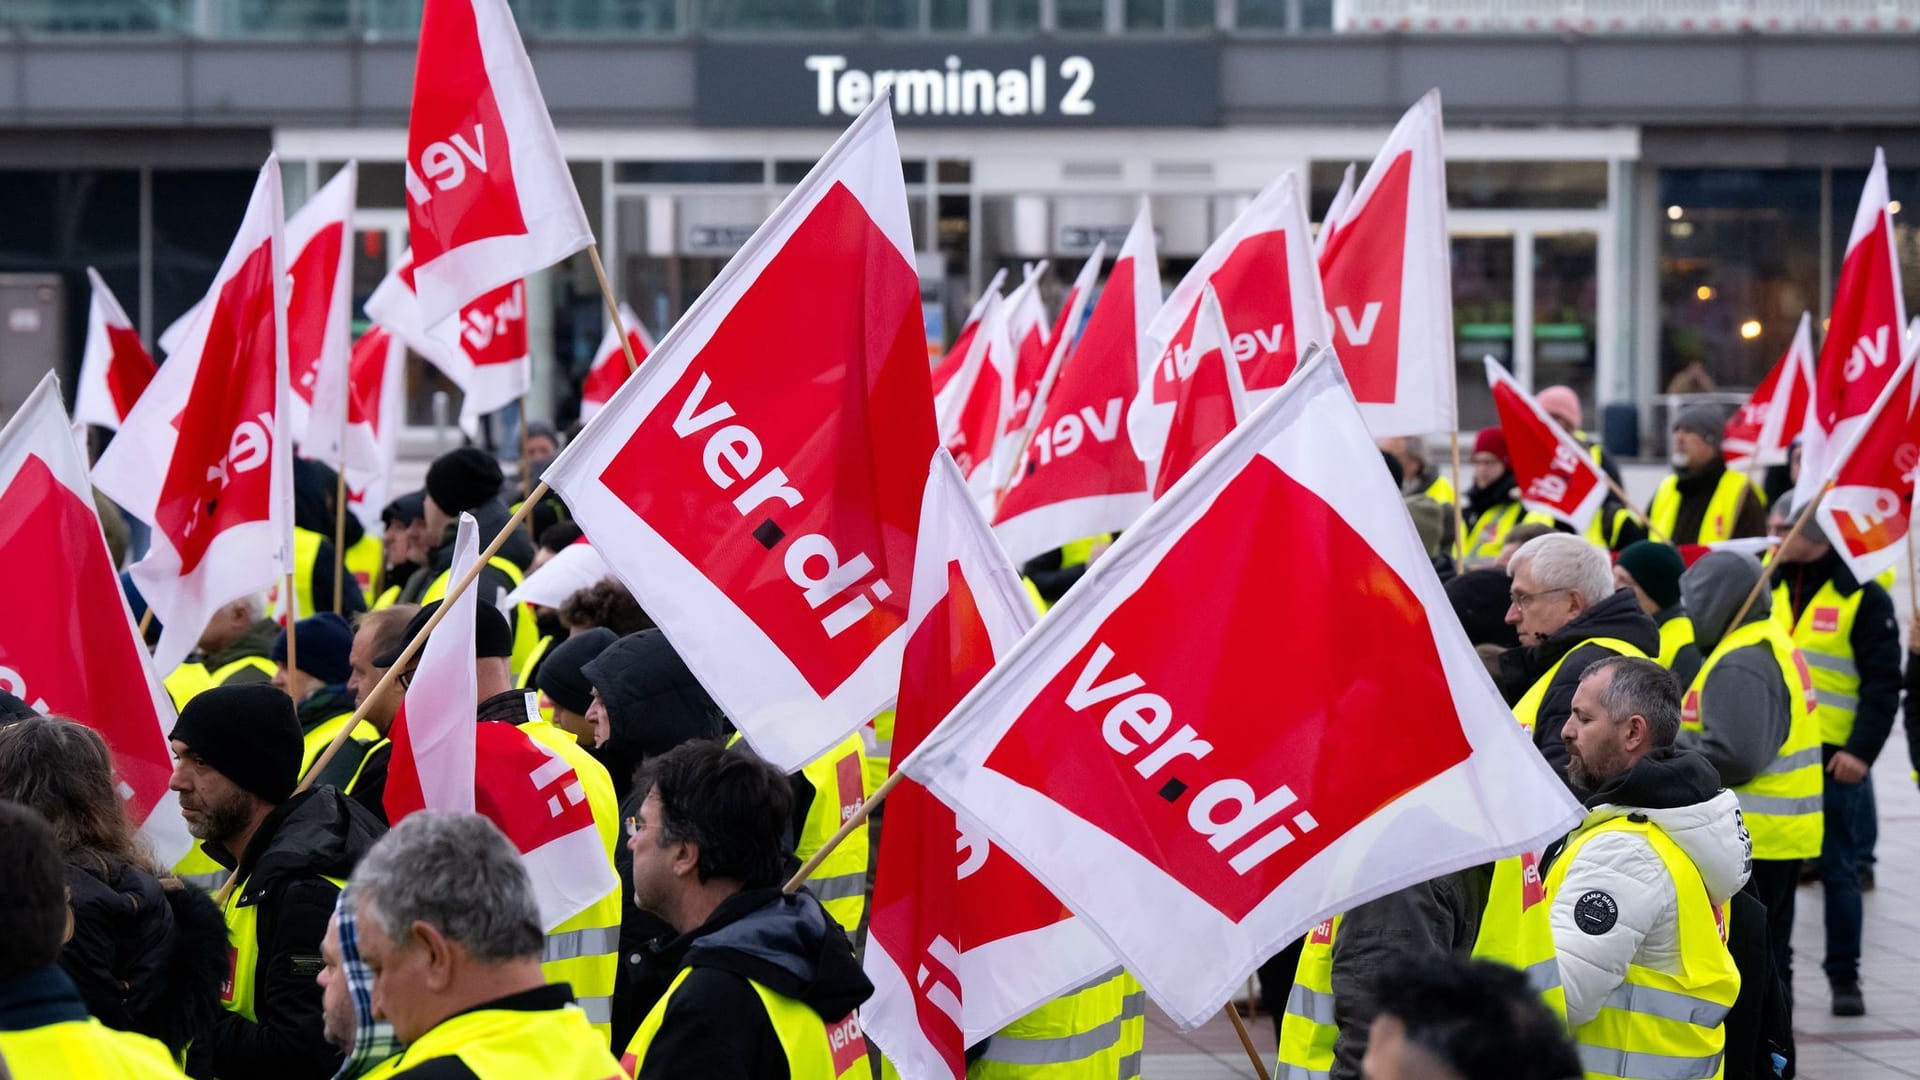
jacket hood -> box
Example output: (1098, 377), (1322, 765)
(1524, 588), (1662, 675)
(584, 630), (723, 790)
(1581, 748), (1750, 905)
(677, 887), (873, 1023)
(293, 459), (366, 548)
(227, 788), (385, 906)
(431, 497), (533, 574)
(1681, 550), (1769, 654)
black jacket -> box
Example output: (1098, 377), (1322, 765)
(1496, 588), (1662, 784)
(584, 630), (724, 805)
(1773, 550), (1902, 760)
(399, 498), (535, 609)
(293, 460), (368, 617)
(188, 788), (386, 1080)
(62, 856), (227, 1053)
(632, 888), (872, 1080)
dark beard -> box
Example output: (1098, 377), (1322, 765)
(187, 788), (257, 846)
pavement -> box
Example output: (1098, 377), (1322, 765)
(1142, 732), (1920, 1078)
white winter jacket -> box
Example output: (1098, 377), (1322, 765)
(1549, 789), (1753, 1028)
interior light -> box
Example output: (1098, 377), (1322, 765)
(1740, 320), (1763, 340)
(1696, 285), (1714, 301)
(1666, 205), (1684, 220)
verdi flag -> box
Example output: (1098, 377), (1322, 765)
(75, 268), (158, 431)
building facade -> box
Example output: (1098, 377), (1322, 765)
(4, 2), (1920, 452)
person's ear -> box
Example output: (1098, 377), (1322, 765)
(414, 920), (457, 991)
(670, 838), (701, 880)
(1625, 713), (1653, 753)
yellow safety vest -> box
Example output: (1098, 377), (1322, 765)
(372, 584), (403, 610)
(1460, 503), (1555, 564)
(1656, 617), (1695, 671)
(1584, 506), (1636, 552)
(1648, 472), (1762, 546)
(861, 709), (896, 797)
(1423, 474), (1456, 505)
(299, 710), (380, 781)
(971, 967), (1141, 1079)
(520, 717), (622, 1043)
(344, 532), (383, 597)
(1513, 637), (1649, 732)
(0, 1016), (188, 1078)
(1544, 817), (1739, 1080)
(1682, 620), (1823, 861)
(1275, 916), (1340, 1080)
(1470, 853), (1567, 1018)
(518, 635), (557, 724)
(267, 527), (325, 621)
(221, 871), (348, 1023)
(1770, 580), (1864, 747)
(164, 655), (278, 713)
(343, 737), (391, 797)
(625, 966), (869, 1079)
(359, 992), (621, 1079)
(425, 558), (540, 679)
(796, 731), (873, 934)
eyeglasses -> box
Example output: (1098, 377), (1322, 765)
(1509, 587), (1572, 610)
(397, 669), (415, 690)
(624, 816), (653, 839)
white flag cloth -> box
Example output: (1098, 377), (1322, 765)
(864, 452), (1116, 1080)
(905, 350), (1582, 1028)
(93, 156), (294, 675)
(507, 540), (611, 609)
(937, 294), (1018, 507)
(580, 304), (654, 423)
(364, 250), (529, 423)
(394, 513), (482, 816)
(404, 0), (593, 326)
(285, 162), (359, 461)
(1319, 90), (1455, 437)
(932, 268), (1009, 397)
(540, 98), (937, 772)
(0, 373), (191, 867)
(75, 268), (158, 431)
(329, 327), (409, 537)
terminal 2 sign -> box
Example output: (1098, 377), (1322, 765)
(695, 43), (1220, 127)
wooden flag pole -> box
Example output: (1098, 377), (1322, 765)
(1225, 1004), (1273, 1080)
(587, 245), (643, 377)
(1600, 471), (1670, 546)
(298, 486), (548, 790)
(138, 607), (155, 640)
(283, 569), (300, 683)
(519, 395), (537, 546)
(332, 466), (348, 613)
(1449, 430), (1468, 573)
(1907, 531), (1918, 614)
(1726, 481), (1828, 634)
(784, 766), (908, 894)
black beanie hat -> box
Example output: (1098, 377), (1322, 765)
(1616, 541), (1686, 611)
(168, 684), (303, 804)
(425, 448), (504, 516)
(382, 490), (427, 527)
(537, 628), (617, 716)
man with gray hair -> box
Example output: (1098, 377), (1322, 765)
(1497, 533), (1661, 783)
(346, 812), (622, 1078)
(1547, 657), (1750, 1079)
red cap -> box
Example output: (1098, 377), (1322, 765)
(1473, 427), (1508, 465)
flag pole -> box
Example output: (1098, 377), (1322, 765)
(1727, 481), (1829, 634)
(1449, 429), (1467, 574)
(519, 396), (537, 546)
(138, 607), (155, 640)
(1601, 471), (1668, 546)
(298, 484), (549, 790)
(587, 244), (642, 376)
(333, 466), (348, 613)
(284, 569), (300, 684)
(784, 765), (907, 894)
(1907, 531), (1918, 614)
(1224, 1004), (1273, 1080)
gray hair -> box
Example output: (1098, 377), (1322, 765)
(1769, 499), (1827, 546)
(1580, 656), (1680, 748)
(349, 811), (544, 963)
(1508, 533), (1614, 609)
(235, 592), (269, 621)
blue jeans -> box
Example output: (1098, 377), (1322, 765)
(1820, 748), (1871, 985)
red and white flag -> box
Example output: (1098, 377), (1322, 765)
(931, 268), (1007, 398)
(324, 327), (409, 538)
(405, 0), (593, 326)
(1813, 327), (1920, 584)
(994, 212), (1160, 566)
(93, 156), (293, 676)
(156, 301), (200, 359)
(1318, 91), (1455, 438)
(1798, 148), (1907, 511)
(1008, 245), (1106, 471)
(75, 269), (158, 431)
(1004, 270), (1054, 432)
(1314, 165), (1356, 261)
(865, 452), (1115, 1080)
(1152, 287), (1250, 499)
(284, 162), (358, 461)
(903, 349), (1583, 1028)
(938, 294), (1018, 507)
(365, 251), (530, 423)
(1723, 313), (1814, 469)
(0, 374), (191, 866)
(580, 304), (654, 423)
(541, 99), (937, 772)
(384, 513), (615, 929)
(1130, 172), (1330, 464)
(507, 538), (610, 609)
(1485, 357), (1608, 532)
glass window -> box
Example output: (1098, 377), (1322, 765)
(929, 0), (970, 29)
(1173, 0), (1214, 28)
(1298, 0), (1332, 27)
(1657, 168), (1821, 396)
(1124, 0), (1164, 31)
(1452, 234), (1515, 432)
(701, 0), (865, 32)
(991, 0), (1040, 30)
(1829, 167), (1920, 318)
(1237, 0), (1292, 30)
(1533, 232), (1598, 410)
(615, 160), (765, 184)
(152, 169), (260, 336)
(1057, 0), (1107, 28)
(1448, 161), (1608, 210)
(329, 161), (408, 209)
(0, 169), (141, 388)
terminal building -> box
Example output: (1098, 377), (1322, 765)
(3, 1), (1918, 452)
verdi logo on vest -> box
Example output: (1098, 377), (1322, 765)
(1812, 607), (1841, 633)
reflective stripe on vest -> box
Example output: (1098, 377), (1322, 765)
(1656, 617), (1695, 671)
(1544, 817), (1739, 1080)
(1649, 471), (1760, 546)
(1682, 617), (1823, 860)
(1117, 972), (1146, 1080)
(1275, 916), (1339, 1080)
(1470, 853), (1566, 1018)
(861, 710), (895, 796)
(627, 966), (868, 1079)
(519, 719), (622, 1043)
(1462, 502), (1522, 563)
(1771, 580), (1864, 747)
(1513, 637), (1648, 732)
(797, 731), (872, 934)
(972, 967), (1130, 1078)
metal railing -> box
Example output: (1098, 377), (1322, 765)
(1333, 0), (1920, 30)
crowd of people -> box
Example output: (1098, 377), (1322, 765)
(1, 388), (1912, 1080)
